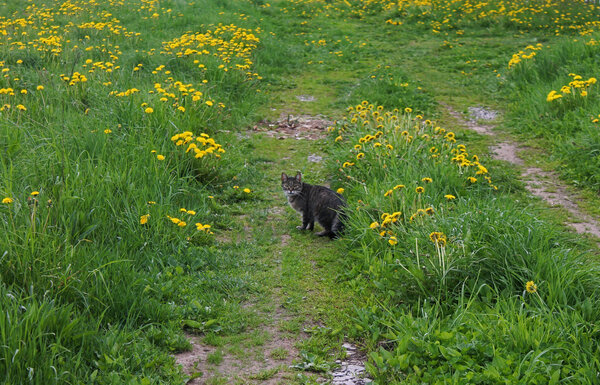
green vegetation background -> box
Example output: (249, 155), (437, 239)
(1, 0), (600, 384)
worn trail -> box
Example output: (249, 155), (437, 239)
(444, 104), (600, 239)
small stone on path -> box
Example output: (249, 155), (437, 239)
(330, 342), (371, 385)
(308, 154), (323, 163)
(468, 106), (499, 121)
(296, 95), (316, 102)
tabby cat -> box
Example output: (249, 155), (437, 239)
(281, 172), (346, 238)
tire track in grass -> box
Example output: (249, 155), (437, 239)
(443, 103), (600, 240)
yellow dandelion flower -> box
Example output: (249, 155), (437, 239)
(2, 197), (13, 204)
(156, 155), (165, 160)
(421, 177), (433, 183)
(336, 188), (344, 194)
(384, 189), (393, 197)
(140, 214), (150, 225)
(444, 194), (456, 200)
(467, 177), (477, 183)
(243, 188), (251, 193)
(429, 231), (447, 246)
(178, 221), (187, 227)
(370, 221), (379, 229)
(416, 186), (424, 193)
(30, 191), (39, 196)
(388, 236), (398, 246)
(356, 152), (365, 160)
(546, 90), (562, 102)
(525, 281), (537, 293)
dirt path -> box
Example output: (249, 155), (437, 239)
(443, 103), (600, 239)
(174, 291), (304, 384)
(174, 114), (370, 384)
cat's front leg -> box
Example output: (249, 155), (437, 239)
(306, 218), (314, 231)
(297, 212), (314, 231)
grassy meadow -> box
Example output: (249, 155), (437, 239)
(2, 0), (600, 383)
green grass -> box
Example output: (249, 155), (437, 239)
(248, 367), (280, 380)
(326, 103), (600, 383)
(206, 350), (224, 366)
(504, 34), (600, 190)
(270, 347), (289, 360)
(2, 0), (600, 383)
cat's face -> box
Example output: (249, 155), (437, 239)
(281, 172), (302, 197)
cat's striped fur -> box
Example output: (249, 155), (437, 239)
(281, 172), (345, 238)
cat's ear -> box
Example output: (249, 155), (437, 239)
(281, 172), (288, 182)
(296, 171), (302, 183)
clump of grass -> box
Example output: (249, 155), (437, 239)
(207, 350), (224, 365)
(379, 0), (600, 35)
(328, 102), (600, 383)
(269, 347), (289, 360)
(249, 367), (280, 380)
(505, 35), (600, 188)
(337, 65), (437, 116)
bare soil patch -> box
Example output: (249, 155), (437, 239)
(174, 302), (306, 384)
(489, 142), (523, 166)
(521, 168), (600, 238)
(252, 113), (332, 140)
